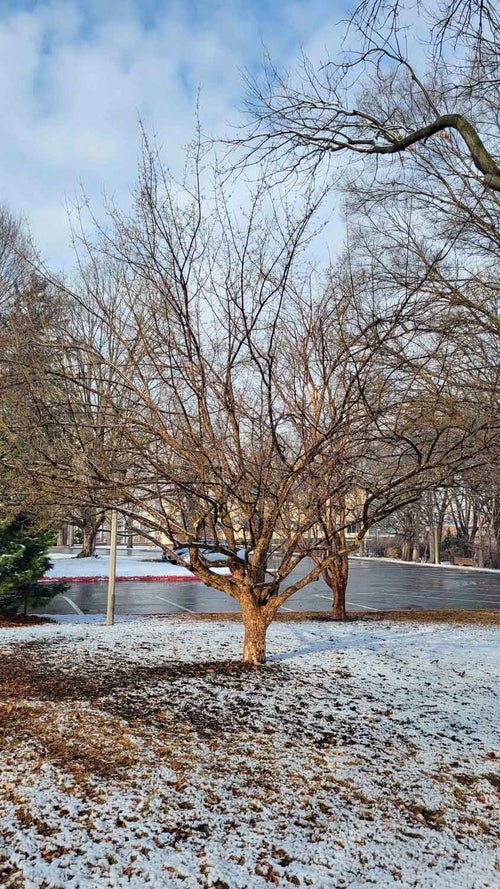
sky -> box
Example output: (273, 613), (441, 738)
(0, 0), (349, 272)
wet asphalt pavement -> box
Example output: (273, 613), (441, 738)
(35, 557), (500, 616)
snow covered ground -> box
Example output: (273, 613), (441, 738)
(351, 555), (500, 575)
(0, 618), (499, 888)
(43, 554), (230, 581)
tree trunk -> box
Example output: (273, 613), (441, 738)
(412, 513), (420, 562)
(76, 526), (97, 558)
(332, 589), (346, 620)
(241, 599), (271, 665)
(322, 553), (348, 621)
(428, 530), (434, 563)
(126, 523), (134, 550)
(401, 540), (410, 561)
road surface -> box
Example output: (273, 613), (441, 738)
(35, 556), (500, 616)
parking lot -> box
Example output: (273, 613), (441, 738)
(36, 556), (500, 616)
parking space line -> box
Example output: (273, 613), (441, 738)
(346, 600), (379, 611)
(367, 592), (500, 604)
(368, 588), (500, 598)
(59, 595), (83, 615)
(154, 595), (195, 614)
(312, 592), (378, 612)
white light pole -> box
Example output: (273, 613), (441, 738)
(106, 509), (118, 625)
(433, 510), (440, 565)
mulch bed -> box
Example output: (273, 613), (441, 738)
(157, 609), (500, 626)
(0, 615), (56, 629)
(1, 610), (498, 630)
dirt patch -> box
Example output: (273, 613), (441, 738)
(360, 609), (500, 625)
(0, 642), (283, 702)
(0, 701), (138, 780)
(157, 609), (500, 626)
(0, 641), (292, 746)
(0, 615), (56, 629)
(0, 635), (366, 769)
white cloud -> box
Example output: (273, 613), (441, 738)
(0, 0), (347, 270)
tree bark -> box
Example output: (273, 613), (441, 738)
(428, 529), (435, 563)
(322, 553), (348, 621)
(125, 519), (134, 550)
(412, 512), (420, 562)
(76, 526), (98, 558)
(360, 113), (500, 192)
(241, 598), (272, 665)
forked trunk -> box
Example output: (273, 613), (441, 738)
(241, 598), (272, 665)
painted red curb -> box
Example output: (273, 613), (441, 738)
(39, 574), (199, 584)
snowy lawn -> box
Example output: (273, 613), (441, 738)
(0, 618), (499, 888)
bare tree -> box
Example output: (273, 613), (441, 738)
(0, 206), (36, 314)
(237, 0), (499, 191)
(0, 264), (134, 555)
(448, 465), (500, 567)
(391, 503), (422, 561)
(4, 139), (496, 660)
(236, 0), (500, 401)
(58, 145), (500, 654)
(230, 0), (500, 617)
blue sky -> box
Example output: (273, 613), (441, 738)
(0, 0), (348, 269)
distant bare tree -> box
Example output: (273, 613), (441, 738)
(0, 265), (133, 556)
(448, 466), (500, 567)
(0, 206), (36, 313)
(391, 503), (422, 562)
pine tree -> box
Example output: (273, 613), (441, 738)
(0, 514), (67, 616)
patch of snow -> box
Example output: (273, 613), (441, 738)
(34, 613), (144, 625)
(352, 555), (499, 574)
(43, 555), (230, 581)
(0, 619), (498, 888)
